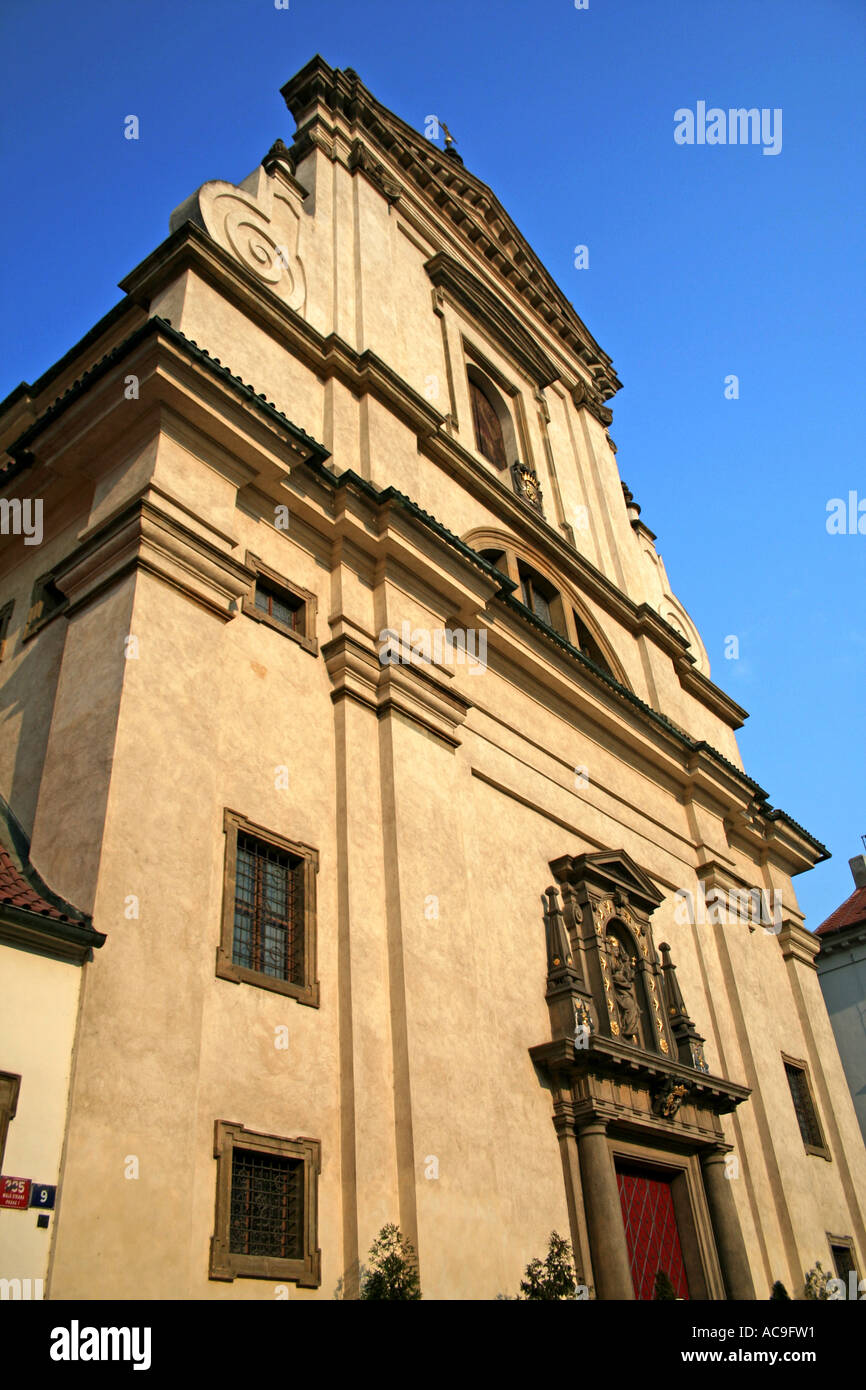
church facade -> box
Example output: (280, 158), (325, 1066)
(1, 56), (864, 1300)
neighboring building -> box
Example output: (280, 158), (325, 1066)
(1, 56), (865, 1300)
(0, 797), (104, 1298)
(816, 855), (866, 1149)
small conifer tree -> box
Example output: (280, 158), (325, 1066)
(359, 1224), (421, 1300)
(770, 1280), (790, 1300)
(519, 1232), (583, 1300)
(653, 1269), (678, 1300)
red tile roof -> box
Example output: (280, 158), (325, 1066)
(0, 841), (87, 923)
(815, 885), (866, 937)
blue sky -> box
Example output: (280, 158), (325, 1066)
(1, 0), (863, 928)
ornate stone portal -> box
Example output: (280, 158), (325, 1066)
(530, 850), (754, 1300)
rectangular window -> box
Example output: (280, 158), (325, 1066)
(218, 811), (319, 1005)
(830, 1242), (856, 1282)
(0, 1072), (21, 1169)
(233, 832), (304, 985)
(242, 553), (317, 654)
(210, 1122), (321, 1285)
(254, 579), (303, 633)
(0, 600), (14, 660)
(24, 574), (67, 639)
(230, 1148), (304, 1260)
(783, 1059), (827, 1155)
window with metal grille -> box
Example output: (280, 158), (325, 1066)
(229, 1148), (304, 1261)
(254, 578), (303, 634)
(469, 378), (508, 468)
(784, 1062), (824, 1150)
(233, 833), (304, 984)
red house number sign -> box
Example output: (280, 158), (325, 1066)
(0, 1177), (32, 1209)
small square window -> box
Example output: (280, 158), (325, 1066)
(23, 574), (67, 640)
(217, 811), (319, 1006)
(0, 1072), (21, 1169)
(0, 600), (14, 660)
(242, 554), (317, 654)
(783, 1058), (828, 1156)
(829, 1240), (857, 1283)
(210, 1121), (321, 1285)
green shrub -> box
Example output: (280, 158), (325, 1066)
(653, 1269), (678, 1300)
(519, 1231), (588, 1300)
(359, 1224), (421, 1300)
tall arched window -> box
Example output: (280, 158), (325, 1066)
(469, 377), (508, 468)
(517, 560), (567, 637)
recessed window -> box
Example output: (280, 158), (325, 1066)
(230, 1147), (304, 1260)
(783, 1059), (827, 1155)
(573, 610), (613, 677)
(254, 578), (303, 633)
(469, 376), (508, 468)
(517, 561), (566, 637)
(830, 1241), (857, 1283)
(0, 600), (14, 660)
(479, 547), (508, 574)
(242, 553), (317, 655)
(210, 1121), (321, 1285)
(0, 1072), (21, 1169)
(24, 574), (67, 639)
(218, 811), (319, 1006)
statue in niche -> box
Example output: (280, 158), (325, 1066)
(606, 932), (641, 1044)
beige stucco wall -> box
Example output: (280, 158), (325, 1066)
(0, 947), (81, 1293)
(2, 66), (865, 1301)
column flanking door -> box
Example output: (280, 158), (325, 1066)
(617, 1165), (689, 1300)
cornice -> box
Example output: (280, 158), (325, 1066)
(321, 623), (472, 747)
(280, 56), (621, 403)
(816, 923), (866, 959)
(1, 242), (827, 871)
(424, 252), (559, 388)
(778, 921), (821, 968)
(529, 1036), (750, 1116)
(53, 487), (255, 623)
(0, 909), (105, 965)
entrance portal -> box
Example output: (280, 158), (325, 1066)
(617, 1165), (689, 1299)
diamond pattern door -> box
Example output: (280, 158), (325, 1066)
(617, 1167), (689, 1300)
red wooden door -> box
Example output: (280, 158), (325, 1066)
(617, 1168), (689, 1300)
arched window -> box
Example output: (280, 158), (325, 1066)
(572, 611), (614, 677)
(465, 532), (628, 688)
(517, 560), (567, 638)
(469, 376), (508, 468)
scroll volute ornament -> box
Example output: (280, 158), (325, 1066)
(169, 155), (307, 314)
(548, 850), (676, 1058)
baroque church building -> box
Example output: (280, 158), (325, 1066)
(1, 57), (864, 1301)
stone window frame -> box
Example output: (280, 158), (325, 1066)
(827, 1233), (858, 1283)
(22, 571), (68, 641)
(217, 808), (320, 1007)
(781, 1053), (830, 1159)
(209, 1120), (321, 1286)
(0, 1072), (21, 1169)
(0, 599), (14, 660)
(462, 340), (530, 472)
(242, 552), (317, 655)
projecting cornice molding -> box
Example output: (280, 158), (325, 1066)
(425, 253), (559, 389)
(280, 56), (621, 402)
(53, 487), (255, 624)
(321, 624), (473, 748)
(169, 160), (307, 313)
